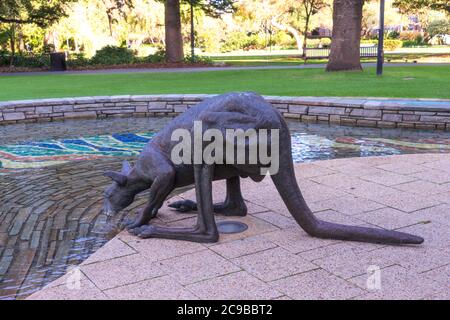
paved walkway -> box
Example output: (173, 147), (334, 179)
(28, 154), (450, 300)
(2, 62), (450, 77)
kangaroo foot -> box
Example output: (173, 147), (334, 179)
(213, 200), (247, 217)
(121, 208), (156, 230)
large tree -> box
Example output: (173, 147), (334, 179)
(164, 0), (184, 62)
(326, 0), (365, 72)
(163, 0), (234, 62)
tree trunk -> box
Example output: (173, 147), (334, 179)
(303, 14), (311, 53)
(9, 25), (16, 67)
(326, 0), (364, 72)
(271, 18), (303, 52)
(165, 0), (184, 63)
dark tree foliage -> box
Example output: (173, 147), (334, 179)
(187, 0), (235, 18)
(0, 0), (76, 27)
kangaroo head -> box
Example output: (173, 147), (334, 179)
(103, 160), (137, 216)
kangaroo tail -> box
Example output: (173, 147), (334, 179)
(271, 132), (423, 245)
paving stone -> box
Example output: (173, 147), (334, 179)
(421, 159), (450, 173)
(297, 241), (382, 261)
(348, 265), (446, 300)
(252, 211), (296, 229)
(81, 253), (165, 290)
(121, 233), (205, 262)
(28, 277), (108, 300)
(159, 250), (240, 285)
(420, 264), (450, 285)
(314, 210), (366, 226)
(410, 204), (450, 226)
(394, 180), (450, 195)
(361, 171), (417, 186)
(411, 169), (450, 184)
(294, 163), (337, 179)
(375, 192), (441, 212)
(263, 226), (340, 253)
(355, 207), (426, 229)
(310, 196), (385, 216)
(376, 162), (426, 175)
(231, 247), (317, 282)
(104, 275), (198, 300)
(81, 238), (137, 265)
(186, 271), (283, 300)
(312, 250), (396, 279)
(270, 269), (364, 300)
(213, 215), (279, 243)
(209, 235), (277, 259)
(245, 202), (270, 214)
(331, 163), (386, 177)
(397, 222), (450, 249)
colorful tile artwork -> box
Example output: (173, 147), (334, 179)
(0, 132), (155, 173)
(0, 131), (449, 174)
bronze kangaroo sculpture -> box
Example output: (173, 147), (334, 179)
(103, 92), (424, 245)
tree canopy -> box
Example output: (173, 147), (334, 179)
(187, 0), (235, 18)
(0, 0), (75, 27)
(393, 0), (450, 14)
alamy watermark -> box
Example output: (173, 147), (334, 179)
(170, 121), (280, 175)
(366, 265), (382, 290)
(65, 266), (82, 290)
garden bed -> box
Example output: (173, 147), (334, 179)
(0, 61), (219, 73)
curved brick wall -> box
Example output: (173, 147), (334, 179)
(0, 94), (449, 130)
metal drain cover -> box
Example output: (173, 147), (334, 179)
(217, 221), (248, 234)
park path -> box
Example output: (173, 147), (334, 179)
(1, 62), (450, 77)
(27, 153), (450, 300)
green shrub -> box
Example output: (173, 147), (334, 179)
(383, 39), (403, 51)
(0, 49), (9, 66)
(272, 31), (296, 48)
(361, 39), (402, 51)
(0, 50), (51, 68)
(361, 39), (378, 45)
(91, 45), (135, 65)
(387, 31), (400, 39)
(427, 19), (450, 38)
(399, 31), (423, 42)
(144, 48), (166, 63)
(184, 54), (213, 64)
(66, 53), (91, 68)
(220, 31), (266, 52)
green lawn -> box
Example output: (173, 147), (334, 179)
(210, 52), (450, 67)
(1, 66), (449, 101)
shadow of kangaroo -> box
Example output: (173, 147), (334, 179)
(103, 92), (424, 245)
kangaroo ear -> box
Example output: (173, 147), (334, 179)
(104, 171), (127, 186)
(121, 161), (132, 174)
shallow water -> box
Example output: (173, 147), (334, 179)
(0, 117), (449, 299)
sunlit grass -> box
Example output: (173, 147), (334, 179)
(0, 66), (449, 101)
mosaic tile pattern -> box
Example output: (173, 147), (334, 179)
(1, 131), (449, 174)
